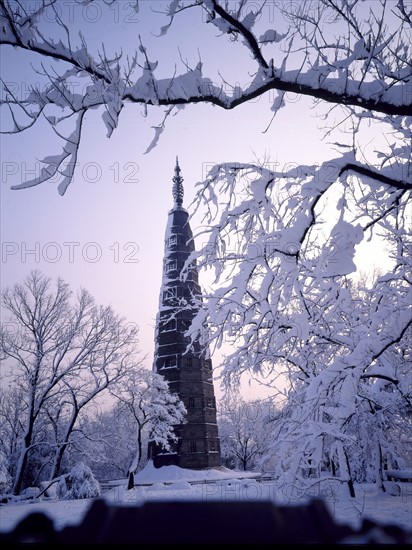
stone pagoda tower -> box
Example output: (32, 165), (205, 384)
(149, 159), (221, 469)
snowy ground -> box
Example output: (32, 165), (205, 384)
(1, 463), (411, 542)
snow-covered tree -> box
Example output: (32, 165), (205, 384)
(0, 387), (24, 484)
(69, 370), (187, 486)
(218, 397), (273, 471)
(69, 405), (140, 483)
(109, 368), (186, 489)
(189, 207), (410, 495)
(0, 450), (12, 495)
(57, 461), (101, 500)
(0, 270), (140, 495)
(337, 278), (412, 487)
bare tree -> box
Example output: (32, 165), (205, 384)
(0, 270), (139, 494)
(218, 397), (273, 471)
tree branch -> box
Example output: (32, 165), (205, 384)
(339, 163), (411, 190)
(360, 373), (399, 385)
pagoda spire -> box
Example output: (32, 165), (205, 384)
(172, 156), (184, 208)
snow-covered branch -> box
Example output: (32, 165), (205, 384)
(1, 0), (411, 192)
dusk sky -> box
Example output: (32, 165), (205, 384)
(0, 0), (390, 400)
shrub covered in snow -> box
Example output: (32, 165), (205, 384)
(0, 452), (12, 495)
(57, 462), (101, 500)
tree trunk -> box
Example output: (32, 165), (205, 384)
(127, 425), (143, 490)
(13, 444), (29, 495)
(375, 441), (386, 493)
(137, 427), (143, 473)
(50, 442), (69, 481)
(13, 414), (35, 495)
(50, 411), (78, 480)
(344, 451), (356, 498)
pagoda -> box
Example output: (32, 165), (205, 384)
(149, 159), (221, 469)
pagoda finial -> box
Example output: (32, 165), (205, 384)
(172, 156), (184, 207)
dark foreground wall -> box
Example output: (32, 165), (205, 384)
(1, 499), (411, 544)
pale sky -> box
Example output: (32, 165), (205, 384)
(0, 1), (390, 401)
